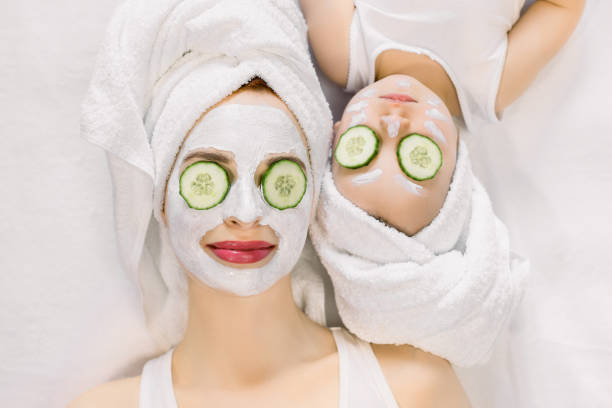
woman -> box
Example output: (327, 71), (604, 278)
(69, 0), (471, 406)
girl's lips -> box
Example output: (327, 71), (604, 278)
(379, 93), (417, 103)
(207, 241), (276, 264)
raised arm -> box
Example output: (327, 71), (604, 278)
(298, 0), (354, 87)
(496, 0), (586, 113)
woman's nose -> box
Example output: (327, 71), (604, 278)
(223, 176), (263, 223)
(224, 215), (262, 229)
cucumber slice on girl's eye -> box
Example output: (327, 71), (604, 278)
(334, 125), (379, 169)
(262, 159), (307, 210)
(179, 161), (230, 209)
(397, 134), (443, 181)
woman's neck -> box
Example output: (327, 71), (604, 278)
(172, 274), (334, 389)
(375, 49), (462, 117)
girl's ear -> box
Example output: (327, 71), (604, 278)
(333, 121), (341, 134)
(332, 121), (343, 148)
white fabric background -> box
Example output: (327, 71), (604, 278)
(0, 1), (610, 407)
(0, 1), (158, 407)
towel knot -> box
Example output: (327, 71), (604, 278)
(184, 0), (309, 69)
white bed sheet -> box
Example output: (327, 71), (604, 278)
(0, 2), (159, 407)
(0, 1), (610, 407)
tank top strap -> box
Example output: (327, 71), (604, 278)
(331, 327), (399, 408)
(139, 348), (178, 408)
(140, 332), (398, 408)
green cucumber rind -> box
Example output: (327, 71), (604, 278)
(179, 161), (230, 210)
(334, 125), (380, 169)
(261, 159), (307, 210)
(397, 133), (443, 181)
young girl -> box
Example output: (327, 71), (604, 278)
(301, 0), (584, 366)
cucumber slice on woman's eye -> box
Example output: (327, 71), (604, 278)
(334, 125), (379, 168)
(397, 134), (443, 181)
(179, 161), (230, 209)
(262, 159), (307, 210)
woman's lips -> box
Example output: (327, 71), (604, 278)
(207, 241), (276, 264)
(379, 93), (417, 103)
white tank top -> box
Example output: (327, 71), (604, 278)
(139, 327), (398, 408)
(347, 0), (525, 129)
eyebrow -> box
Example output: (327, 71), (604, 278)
(263, 153), (306, 170)
(182, 150), (232, 165)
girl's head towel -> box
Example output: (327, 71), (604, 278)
(310, 141), (530, 366)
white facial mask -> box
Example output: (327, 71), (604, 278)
(346, 100), (368, 112)
(381, 115), (400, 138)
(424, 120), (447, 145)
(358, 88), (376, 98)
(352, 168), (383, 185)
(393, 174), (424, 196)
(426, 108), (449, 122)
(349, 111), (368, 127)
(398, 79), (411, 88)
(165, 104), (313, 296)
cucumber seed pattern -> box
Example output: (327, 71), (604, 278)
(347, 136), (366, 156)
(275, 175), (296, 197)
(192, 173), (214, 195)
(409, 146), (432, 169)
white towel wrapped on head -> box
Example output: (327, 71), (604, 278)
(310, 141), (529, 366)
(81, 0), (332, 350)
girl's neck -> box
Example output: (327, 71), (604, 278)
(172, 274), (334, 389)
(375, 49), (462, 117)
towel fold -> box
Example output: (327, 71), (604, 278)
(81, 0), (332, 349)
(310, 141), (529, 366)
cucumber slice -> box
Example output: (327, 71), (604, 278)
(397, 134), (442, 181)
(262, 159), (307, 210)
(179, 161), (230, 209)
(334, 125), (379, 169)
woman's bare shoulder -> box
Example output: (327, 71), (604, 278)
(372, 344), (472, 408)
(66, 375), (140, 408)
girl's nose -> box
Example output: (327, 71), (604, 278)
(379, 114), (406, 139)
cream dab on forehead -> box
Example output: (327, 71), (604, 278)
(424, 120), (447, 145)
(427, 98), (441, 106)
(426, 108), (449, 122)
(346, 100), (369, 113)
(349, 111), (368, 127)
(381, 115), (400, 138)
(351, 168), (383, 185)
(393, 174), (423, 196)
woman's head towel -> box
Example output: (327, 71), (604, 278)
(81, 0), (332, 349)
(310, 142), (530, 366)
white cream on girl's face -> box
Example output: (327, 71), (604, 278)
(351, 168), (383, 185)
(332, 74), (458, 236)
(165, 104), (313, 296)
